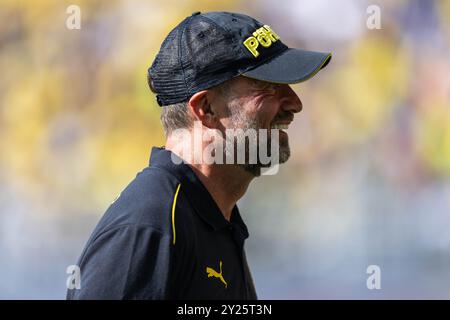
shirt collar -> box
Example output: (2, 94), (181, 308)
(149, 147), (249, 239)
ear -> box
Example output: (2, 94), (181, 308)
(188, 90), (218, 128)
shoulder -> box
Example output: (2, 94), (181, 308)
(93, 166), (187, 238)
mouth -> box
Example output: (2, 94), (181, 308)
(270, 115), (294, 133)
(270, 123), (290, 130)
(270, 121), (291, 136)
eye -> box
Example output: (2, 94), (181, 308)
(249, 79), (279, 93)
(264, 83), (280, 93)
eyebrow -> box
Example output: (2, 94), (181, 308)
(250, 80), (280, 92)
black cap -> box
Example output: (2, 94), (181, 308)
(148, 11), (332, 106)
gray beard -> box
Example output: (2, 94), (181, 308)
(226, 109), (291, 177)
(242, 140), (290, 177)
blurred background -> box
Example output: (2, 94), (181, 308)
(0, 0), (449, 299)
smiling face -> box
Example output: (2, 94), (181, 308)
(210, 76), (303, 175)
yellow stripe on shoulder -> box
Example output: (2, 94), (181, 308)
(171, 183), (181, 245)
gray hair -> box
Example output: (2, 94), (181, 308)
(160, 101), (193, 136)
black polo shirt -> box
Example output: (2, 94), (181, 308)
(67, 147), (257, 300)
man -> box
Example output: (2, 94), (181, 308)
(67, 11), (331, 300)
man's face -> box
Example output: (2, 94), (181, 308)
(212, 76), (303, 175)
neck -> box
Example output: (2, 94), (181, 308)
(165, 136), (254, 221)
(188, 163), (253, 221)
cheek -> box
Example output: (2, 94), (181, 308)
(236, 95), (280, 128)
(254, 97), (280, 127)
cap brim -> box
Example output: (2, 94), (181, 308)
(242, 48), (332, 84)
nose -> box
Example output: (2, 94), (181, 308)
(278, 84), (302, 113)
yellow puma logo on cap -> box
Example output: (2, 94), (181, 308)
(206, 260), (227, 288)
